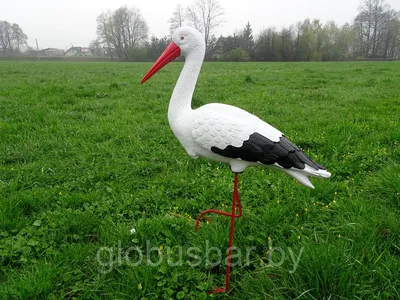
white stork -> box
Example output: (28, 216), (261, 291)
(141, 26), (331, 294)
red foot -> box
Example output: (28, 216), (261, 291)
(195, 209), (234, 231)
(195, 186), (242, 231)
(208, 287), (226, 294)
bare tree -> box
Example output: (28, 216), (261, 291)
(96, 6), (148, 61)
(96, 11), (117, 59)
(354, 0), (392, 57)
(186, 6), (202, 32)
(0, 21), (13, 51)
(11, 23), (28, 51)
(186, 0), (224, 55)
(89, 39), (105, 56)
(169, 4), (186, 34)
(379, 9), (399, 58)
(0, 21), (27, 53)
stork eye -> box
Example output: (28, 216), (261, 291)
(180, 35), (185, 41)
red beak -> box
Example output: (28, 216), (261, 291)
(141, 42), (181, 84)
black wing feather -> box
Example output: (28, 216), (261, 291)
(211, 132), (326, 170)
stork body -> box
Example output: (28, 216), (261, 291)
(141, 26), (331, 293)
(170, 102), (330, 188)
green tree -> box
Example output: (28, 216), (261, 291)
(280, 26), (294, 61)
(254, 28), (281, 61)
(296, 19), (323, 61)
(240, 22), (254, 58)
(222, 48), (249, 61)
(146, 36), (171, 60)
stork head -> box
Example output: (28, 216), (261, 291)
(141, 26), (205, 84)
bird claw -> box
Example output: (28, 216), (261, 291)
(201, 216), (213, 222)
(195, 208), (233, 231)
(195, 213), (213, 231)
(208, 287), (226, 294)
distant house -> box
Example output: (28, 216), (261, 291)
(40, 48), (64, 56)
(65, 47), (92, 57)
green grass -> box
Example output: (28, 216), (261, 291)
(0, 60), (399, 299)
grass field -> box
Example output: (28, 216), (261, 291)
(0, 60), (399, 299)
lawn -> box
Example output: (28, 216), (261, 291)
(0, 60), (399, 299)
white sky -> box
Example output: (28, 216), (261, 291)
(1, 0), (400, 50)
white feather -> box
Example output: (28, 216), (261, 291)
(191, 103), (282, 152)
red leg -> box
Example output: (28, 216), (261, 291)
(196, 173), (242, 294)
(195, 174), (242, 231)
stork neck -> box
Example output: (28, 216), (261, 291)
(168, 52), (203, 121)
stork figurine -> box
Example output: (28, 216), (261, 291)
(141, 26), (331, 294)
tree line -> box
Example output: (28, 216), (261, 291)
(2, 0), (399, 61)
(93, 0), (400, 61)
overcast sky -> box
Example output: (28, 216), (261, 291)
(1, 0), (400, 50)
